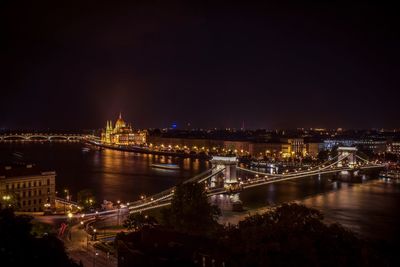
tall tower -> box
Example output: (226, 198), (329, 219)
(106, 120), (113, 143)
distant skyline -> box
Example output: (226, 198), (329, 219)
(1, 2), (399, 130)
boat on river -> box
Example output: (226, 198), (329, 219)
(379, 170), (400, 179)
(151, 163), (180, 170)
(12, 152), (24, 159)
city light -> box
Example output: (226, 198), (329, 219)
(1, 3), (398, 266)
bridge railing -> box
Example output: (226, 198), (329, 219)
(55, 197), (80, 207)
(238, 154), (347, 177)
(127, 167), (224, 212)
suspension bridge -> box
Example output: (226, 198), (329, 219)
(64, 146), (385, 244)
(48, 146), (386, 221)
(123, 147), (385, 214)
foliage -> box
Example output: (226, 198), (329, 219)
(301, 155), (315, 164)
(31, 221), (54, 237)
(220, 203), (382, 267)
(0, 208), (78, 266)
(330, 145), (339, 158)
(161, 182), (221, 235)
(123, 213), (158, 231)
(77, 189), (96, 211)
(317, 150), (329, 161)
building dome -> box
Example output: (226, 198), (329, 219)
(115, 112), (126, 129)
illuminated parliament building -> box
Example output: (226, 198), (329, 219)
(101, 113), (147, 145)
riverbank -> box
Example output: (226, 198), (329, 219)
(85, 140), (212, 160)
(219, 178), (400, 242)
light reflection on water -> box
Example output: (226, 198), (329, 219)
(300, 179), (400, 240)
(0, 142), (210, 203)
(234, 176), (400, 241)
(1, 142), (399, 241)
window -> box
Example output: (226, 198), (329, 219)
(39, 190), (42, 196)
(23, 192), (26, 197)
(33, 199), (36, 204)
(47, 179), (50, 185)
(28, 191), (31, 197)
(39, 181), (42, 186)
(17, 183), (20, 189)
(34, 181), (36, 187)
(12, 184), (15, 189)
(29, 182), (31, 187)
(23, 183), (26, 188)
(22, 201), (26, 206)
(28, 200), (31, 205)
(38, 199), (42, 204)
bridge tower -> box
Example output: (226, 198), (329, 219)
(210, 156), (238, 184)
(337, 147), (357, 167)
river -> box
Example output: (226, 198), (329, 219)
(1, 142), (399, 242)
(0, 142), (210, 203)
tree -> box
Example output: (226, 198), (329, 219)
(220, 203), (382, 267)
(0, 208), (78, 267)
(161, 182), (221, 235)
(123, 213), (158, 231)
(317, 150), (329, 162)
(77, 189), (96, 211)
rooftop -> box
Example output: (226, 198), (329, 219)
(0, 163), (54, 179)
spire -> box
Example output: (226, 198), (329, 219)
(119, 111), (122, 120)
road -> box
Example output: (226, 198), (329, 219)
(64, 223), (117, 267)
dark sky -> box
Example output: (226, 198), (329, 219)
(1, 1), (399, 130)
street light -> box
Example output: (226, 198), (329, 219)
(44, 203), (51, 212)
(93, 249), (98, 267)
(64, 189), (70, 201)
(2, 195), (11, 207)
(117, 200), (121, 225)
(93, 228), (97, 241)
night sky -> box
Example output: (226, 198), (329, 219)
(1, 2), (399, 130)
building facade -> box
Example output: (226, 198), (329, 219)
(101, 113), (147, 145)
(0, 164), (56, 212)
(281, 138), (305, 156)
(146, 136), (295, 158)
(324, 138), (386, 154)
(387, 140), (400, 155)
(305, 142), (324, 157)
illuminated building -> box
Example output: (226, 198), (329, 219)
(101, 113), (147, 145)
(324, 138), (386, 154)
(387, 140), (400, 155)
(305, 142), (324, 157)
(0, 164), (55, 212)
(281, 138), (305, 156)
